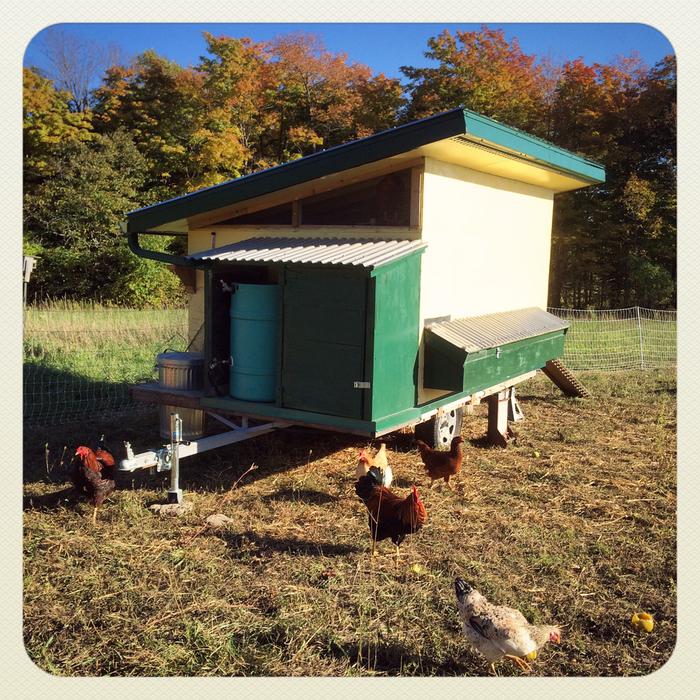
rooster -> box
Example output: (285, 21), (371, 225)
(454, 578), (561, 674)
(416, 436), (464, 489)
(73, 439), (116, 524)
(354, 472), (426, 558)
(355, 443), (393, 487)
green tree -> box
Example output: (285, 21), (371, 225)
(93, 52), (206, 196)
(24, 130), (184, 306)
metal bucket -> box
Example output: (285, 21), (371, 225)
(156, 351), (205, 441)
(229, 283), (280, 402)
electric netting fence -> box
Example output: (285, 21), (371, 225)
(547, 306), (677, 371)
(23, 305), (676, 429)
(24, 306), (189, 428)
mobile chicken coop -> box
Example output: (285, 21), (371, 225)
(119, 108), (604, 499)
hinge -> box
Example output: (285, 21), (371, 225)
(354, 381), (371, 389)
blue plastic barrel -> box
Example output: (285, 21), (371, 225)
(229, 283), (280, 402)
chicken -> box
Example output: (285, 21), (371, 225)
(73, 444), (116, 524)
(454, 578), (561, 674)
(355, 443), (393, 487)
(416, 436), (464, 488)
(354, 472), (426, 558)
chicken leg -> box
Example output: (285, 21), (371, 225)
(504, 654), (533, 674)
(92, 506), (98, 525)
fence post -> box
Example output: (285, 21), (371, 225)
(636, 306), (645, 369)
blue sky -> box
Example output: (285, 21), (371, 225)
(24, 22), (674, 80)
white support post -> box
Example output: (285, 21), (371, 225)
(636, 306), (645, 369)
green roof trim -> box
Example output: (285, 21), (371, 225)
(461, 110), (606, 184)
(125, 107), (605, 234)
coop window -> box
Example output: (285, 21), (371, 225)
(220, 202), (293, 225)
(300, 169), (411, 226)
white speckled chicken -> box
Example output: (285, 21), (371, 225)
(454, 578), (561, 674)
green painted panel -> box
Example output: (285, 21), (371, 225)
(462, 332), (565, 395)
(424, 329), (566, 394)
(370, 253), (422, 421)
(281, 266), (367, 418)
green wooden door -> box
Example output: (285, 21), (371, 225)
(281, 266), (368, 418)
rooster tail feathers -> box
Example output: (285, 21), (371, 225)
(354, 474), (376, 501)
(454, 578), (474, 601)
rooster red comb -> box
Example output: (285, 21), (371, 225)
(75, 446), (90, 457)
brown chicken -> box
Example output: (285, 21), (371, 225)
(73, 445), (116, 523)
(354, 472), (426, 558)
(416, 435), (464, 489)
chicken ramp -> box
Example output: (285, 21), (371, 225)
(542, 358), (591, 398)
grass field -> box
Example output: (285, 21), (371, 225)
(23, 369), (676, 677)
(23, 303), (188, 425)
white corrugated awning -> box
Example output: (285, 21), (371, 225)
(427, 307), (569, 353)
(187, 237), (426, 269)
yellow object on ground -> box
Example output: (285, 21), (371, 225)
(631, 612), (654, 633)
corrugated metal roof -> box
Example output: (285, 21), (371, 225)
(187, 237), (427, 269)
(427, 307), (569, 353)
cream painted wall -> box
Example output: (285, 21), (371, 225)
(417, 157), (555, 402)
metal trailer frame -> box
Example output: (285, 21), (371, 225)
(120, 370), (535, 502)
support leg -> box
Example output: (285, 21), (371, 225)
(507, 387), (524, 422)
(487, 390), (510, 447)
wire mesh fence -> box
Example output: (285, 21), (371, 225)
(24, 305), (189, 428)
(547, 306), (677, 371)
(23, 304), (676, 429)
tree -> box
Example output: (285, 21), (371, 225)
(23, 67), (92, 182)
(93, 52), (208, 196)
(548, 55), (676, 308)
(40, 27), (122, 112)
(401, 27), (548, 133)
(24, 130), (183, 306)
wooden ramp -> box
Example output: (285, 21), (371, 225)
(542, 359), (591, 398)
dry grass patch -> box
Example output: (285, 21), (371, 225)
(23, 369), (676, 676)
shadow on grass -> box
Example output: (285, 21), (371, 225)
(322, 639), (471, 676)
(260, 488), (339, 505)
(223, 530), (360, 558)
(22, 486), (78, 511)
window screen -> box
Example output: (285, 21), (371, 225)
(301, 169), (411, 226)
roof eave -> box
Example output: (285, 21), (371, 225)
(126, 108), (468, 234)
(125, 107), (605, 234)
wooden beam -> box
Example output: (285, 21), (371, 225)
(409, 162), (424, 229)
(130, 383), (204, 410)
(486, 389), (511, 447)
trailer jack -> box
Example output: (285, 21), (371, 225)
(119, 412), (290, 501)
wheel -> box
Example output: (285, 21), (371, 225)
(415, 406), (464, 448)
